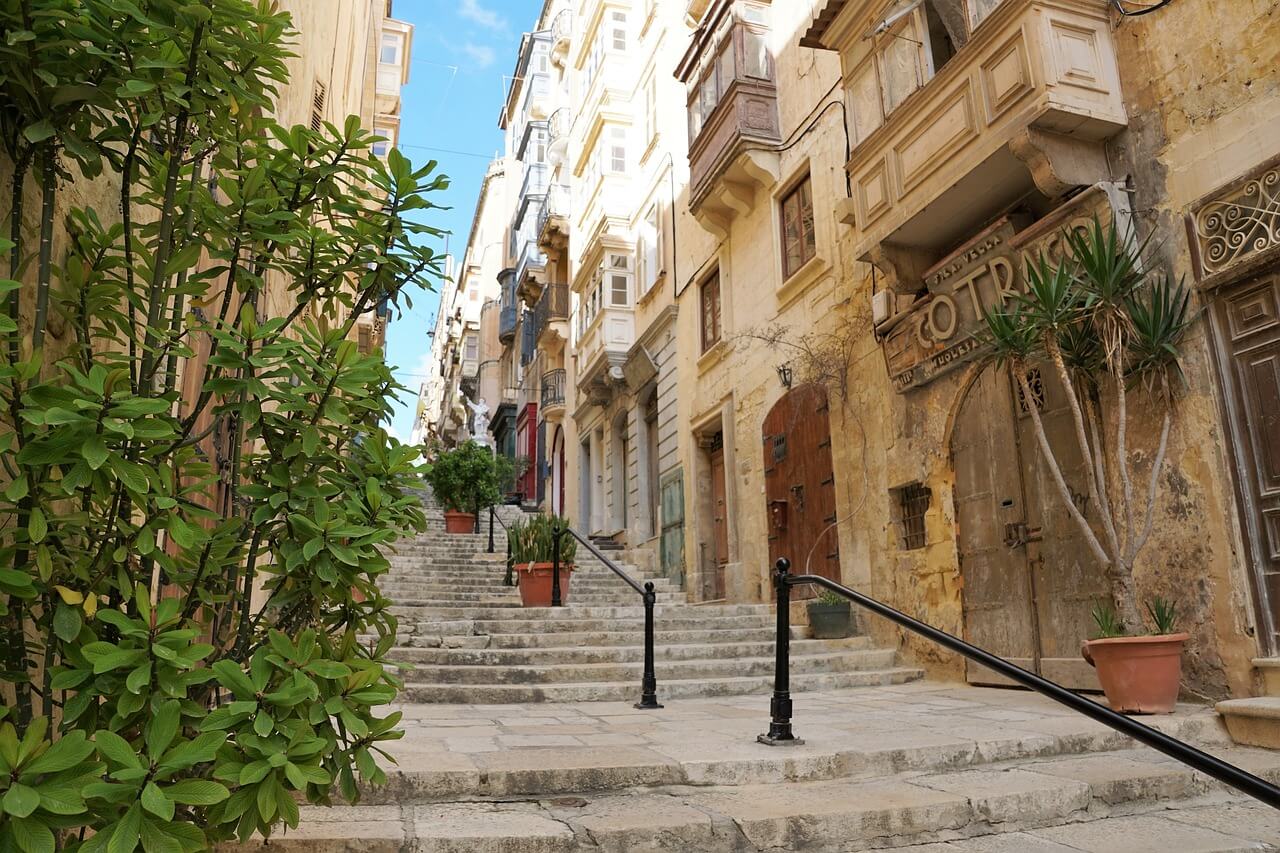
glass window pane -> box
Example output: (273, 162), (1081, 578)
(848, 62), (883, 143)
(881, 17), (923, 114)
(717, 44), (736, 97)
(610, 273), (629, 305)
(701, 76), (717, 122)
(968, 0), (1005, 29)
(743, 30), (769, 79)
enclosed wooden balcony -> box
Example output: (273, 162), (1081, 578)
(677, 1), (782, 236)
(807, 0), (1127, 273)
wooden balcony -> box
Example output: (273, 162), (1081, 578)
(813, 0), (1127, 280)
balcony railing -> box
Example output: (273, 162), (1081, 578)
(537, 184), (569, 247)
(541, 368), (566, 410)
(548, 107), (572, 160)
(531, 282), (569, 343)
(551, 9), (571, 59)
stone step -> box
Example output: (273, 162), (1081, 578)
(391, 649), (899, 686)
(387, 637), (872, 666)
(381, 589), (685, 603)
(227, 750), (1280, 852)
(1217, 697), (1280, 749)
(395, 603), (772, 620)
(392, 614), (779, 634)
(398, 666), (923, 703)
(379, 576), (678, 591)
(481, 625), (793, 648)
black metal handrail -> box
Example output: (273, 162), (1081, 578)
(761, 558), (1280, 810)
(553, 524), (662, 710)
(480, 503), (518, 587)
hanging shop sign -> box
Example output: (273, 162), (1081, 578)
(882, 183), (1131, 393)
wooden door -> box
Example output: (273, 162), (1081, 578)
(763, 384), (840, 599)
(953, 366), (1038, 682)
(708, 444), (729, 600)
(1214, 274), (1280, 654)
(953, 365), (1105, 689)
(1016, 366), (1106, 688)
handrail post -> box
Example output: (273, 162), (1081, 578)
(487, 505), (496, 554)
(759, 558), (803, 746)
(551, 525), (563, 607)
(635, 581), (663, 709)
(504, 528), (514, 587)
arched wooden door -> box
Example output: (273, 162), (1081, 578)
(763, 384), (840, 597)
(952, 364), (1105, 690)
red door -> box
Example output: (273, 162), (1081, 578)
(763, 384), (840, 598)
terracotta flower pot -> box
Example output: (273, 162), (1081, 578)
(516, 562), (574, 607)
(1082, 633), (1189, 714)
(443, 510), (476, 534)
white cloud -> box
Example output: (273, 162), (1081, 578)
(461, 42), (496, 69)
(458, 0), (506, 31)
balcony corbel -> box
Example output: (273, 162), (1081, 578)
(1008, 127), (1112, 201)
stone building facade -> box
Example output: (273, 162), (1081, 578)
(433, 0), (1280, 706)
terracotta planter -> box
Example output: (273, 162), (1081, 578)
(443, 510), (476, 534)
(516, 562), (574, 607)
(1082, 633), (1189, 714)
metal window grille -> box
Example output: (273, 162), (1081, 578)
(1016, 368), (1046, 414)
(895, 483), (931, 551)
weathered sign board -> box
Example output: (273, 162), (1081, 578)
(882, 184), (1132, 393)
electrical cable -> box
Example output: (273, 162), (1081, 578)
(1109, 0), (1175, 16)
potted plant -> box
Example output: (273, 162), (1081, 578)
(423, 441), (506, 533)
(510, 514), (576, 607)
(808, 589), (855, 639)
(985, 218), (1193, 713)
(1083, 598), (1188, 713)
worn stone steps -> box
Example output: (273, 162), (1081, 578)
(228, 748), (1280, 852)
(387, 637), (873, 666)
(391, 648), (900, 686)
(398, 667), (924, 704)
(382, 591), (686, 606)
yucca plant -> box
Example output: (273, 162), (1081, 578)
(984, 217), (1193, 633)
(508, 515), (577, 565)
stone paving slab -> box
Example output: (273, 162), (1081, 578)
(366, 683), (1234, 801)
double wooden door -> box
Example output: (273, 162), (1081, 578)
(763, 384), (840, 598)
(953, 365), (1106, 689)
(1213, 273), (1280, 655)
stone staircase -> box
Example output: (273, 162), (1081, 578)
(375, 496), (922, 705)
(226, 497), (1280, 851)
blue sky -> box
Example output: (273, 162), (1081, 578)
(383, 0), (531, 441)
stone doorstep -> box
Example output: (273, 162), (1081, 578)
(1217, 698), (1280, 749)
(223, 756), (1280, 852)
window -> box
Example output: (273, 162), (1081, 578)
(893, 483), (932, 550)
(464, 335), (479, 361)
(608, 254), (631, 306)
(968, 0), (1006, 29)
(644, 77), (657, 144)
(609, 126), (628, 173)
(380, 33), (403, 66)
(641, 205), (662, 291)
(372, 125), (394, 157)
(700, 272), (721, 352)
(781, 176), (817, 278)
(610, 10), (628, 51)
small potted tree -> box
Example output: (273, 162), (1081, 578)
(808, 589), (856, 639)
(985, 218), (1192, 713)
(510, 514), (576, 607)
(424, 441), (505, 533)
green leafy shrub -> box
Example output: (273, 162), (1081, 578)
(509, 515), (577, 565)
(425, 442), (509, 513)
(0, 0), (443, 848)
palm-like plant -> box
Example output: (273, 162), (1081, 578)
(984, 217), (1192, 632)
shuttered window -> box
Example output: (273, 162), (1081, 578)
(781, 176), (816, 279)
(701, 272), (721, 352)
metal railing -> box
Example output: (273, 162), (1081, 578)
(482, 504), (518, 588)
(553, 524), (662, 710)
(541, 368), (566, 408)
(760, 558), (1280, 810)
